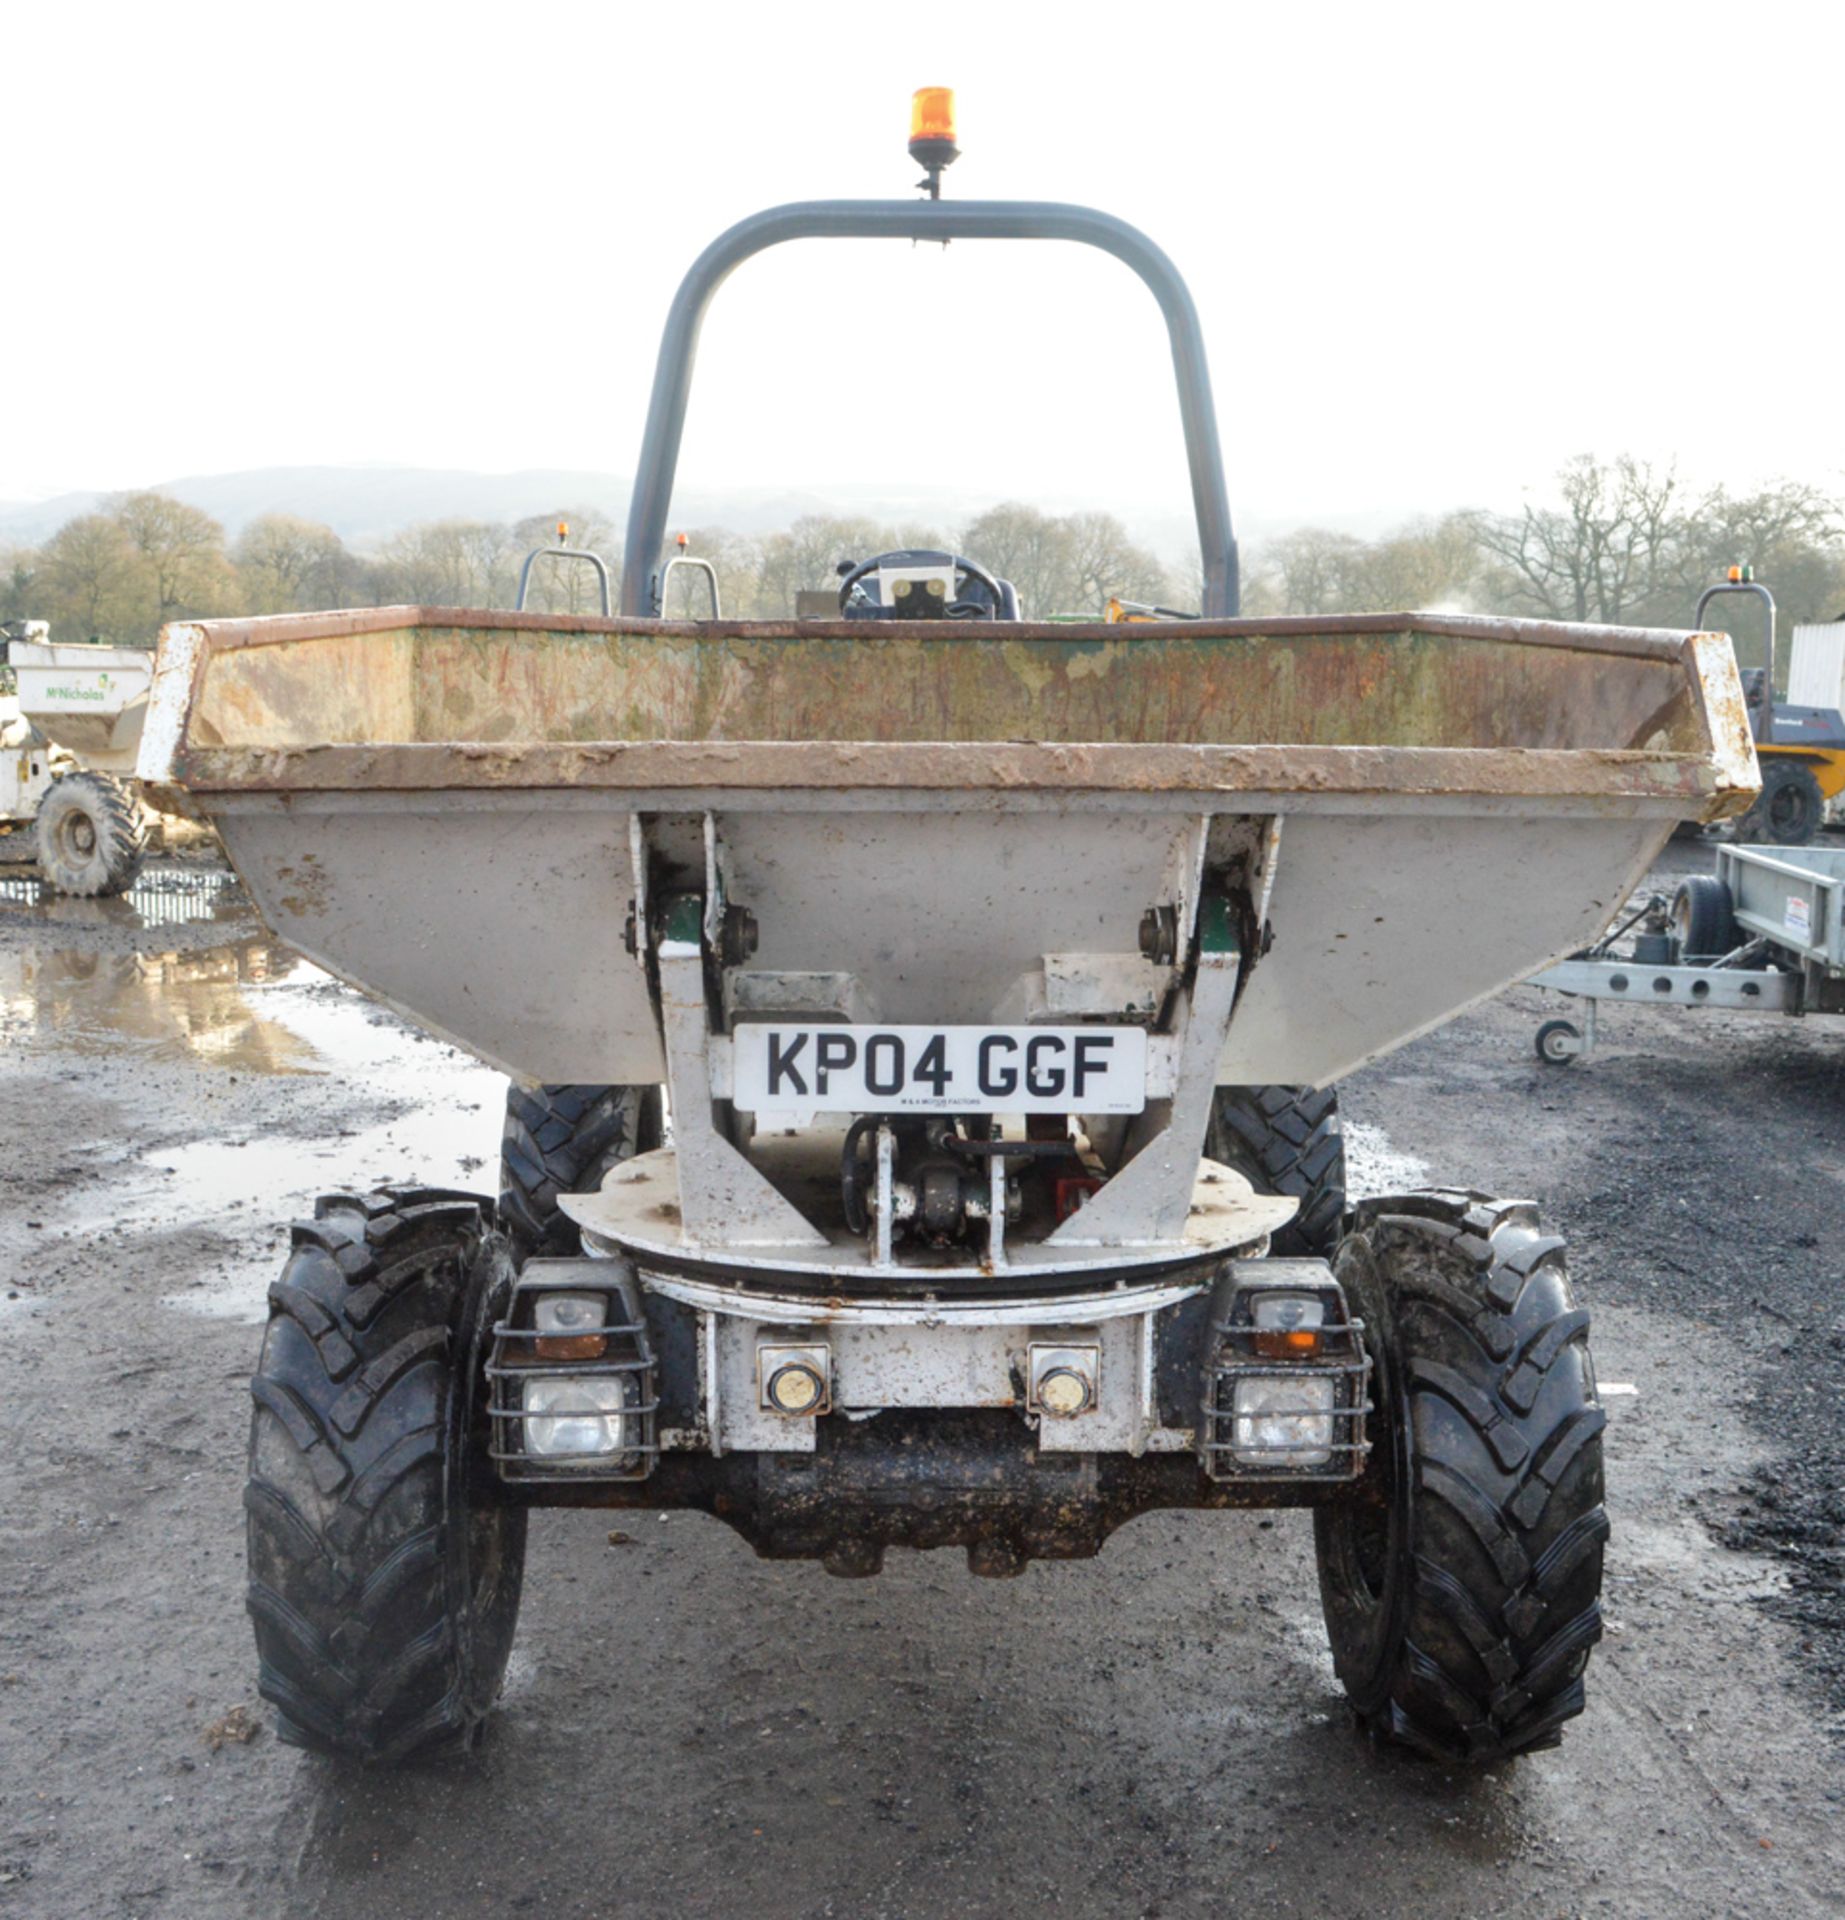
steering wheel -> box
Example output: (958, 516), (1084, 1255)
(836, 549), (1010, 621)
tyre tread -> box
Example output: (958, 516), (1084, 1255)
(1207, 1084), (1346, 1257)
(245, 1187), (522, 1762)
(500, 1084), (660, 1258)
(1322, 1189), (1606, 1763)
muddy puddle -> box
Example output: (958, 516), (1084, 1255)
(2, 870), (506, 1322)
(0, 864), (331, 1071)
(0, 935), (316, 1069)
(0, 861), (249, 935)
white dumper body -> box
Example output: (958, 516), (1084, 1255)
(1, 626), (153, 893)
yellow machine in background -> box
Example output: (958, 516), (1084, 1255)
(1698, 568), (1845, 845)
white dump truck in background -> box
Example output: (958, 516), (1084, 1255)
(0, 619), (151, 894)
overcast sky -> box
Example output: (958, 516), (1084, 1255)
(8, 0), (1841, 541)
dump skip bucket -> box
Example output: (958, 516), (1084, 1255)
(142, 604), (1754, 1091)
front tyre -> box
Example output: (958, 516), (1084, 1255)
(1314, 1191), (1607, 1764)
(245, 1189), (525, 1762)
(35, 770), (146, 896)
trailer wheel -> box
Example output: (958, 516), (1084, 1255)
(244, 1189), (526, 1762)
(1534, 1019), (1581, 1065)
(1737, 760), (1823, 847)
(1670, 875), (1737, 960)
(1206, 1085), (1346, 1257)
(500, 1082), (664, 1260)
(1314, 1192), (1606, 1765)
(34, 770), (146, 896)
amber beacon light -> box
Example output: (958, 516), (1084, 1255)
(909, 87), (959, 198)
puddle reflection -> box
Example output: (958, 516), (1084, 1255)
(0, 863), (249, 932)
(0, 938), (315, 1071)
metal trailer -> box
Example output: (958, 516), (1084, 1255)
(141, 98), (1756, 1772)
(0, 623), (152, 894)
(1530, 842), (1845, 1062)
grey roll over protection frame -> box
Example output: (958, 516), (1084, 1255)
(620, 199), (1239, 618)
(516, 543), (614, 618)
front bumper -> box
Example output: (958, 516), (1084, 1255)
(487, 1252), (1371, 1565)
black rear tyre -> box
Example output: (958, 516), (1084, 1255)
(500, 1083), (663, 1260)
(245, 1189), (525, 1763)
(1670, 874), (1737, 960)
(1314, 1191), (1606, 1765)
(1206, 1085), (1346, 1257)
(1736, 759), (1823, 847)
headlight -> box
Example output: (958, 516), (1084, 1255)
(1232, 1374), (1335, 1468)
(523, 1374), (635, 1460)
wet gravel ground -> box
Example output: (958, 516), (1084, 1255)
(2, 848), (1844, 1918)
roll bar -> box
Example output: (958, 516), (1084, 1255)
(660, 552), (722, 619)
(1695, 579), (1776, 743)
(516, 544), (614, 618)
(620, 199), (1238, 618)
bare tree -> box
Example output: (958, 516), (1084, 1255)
(1359, 514), (1482, 612)
(375, 519), (520, 608)
(1062, 511), (1170, 613)
(235, 514), (354, 614)
(960, 503), (1076, 617)
(751, 514), (886, 617)
(1467, 455), (1686, 624)
(39, 514), (146, 640)
(1, 547), (39, 626)
(106, 490), (235, 629)
(1679, 481), (1845, 679)
(1254, 527), (1369, 616)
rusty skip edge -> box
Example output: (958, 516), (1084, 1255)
(160, 602), (1725, 662)
(150, 740), (1755, 820)
(138, 612), (1761, 822)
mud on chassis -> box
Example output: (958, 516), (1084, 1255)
(247, 849), (1607, 1770)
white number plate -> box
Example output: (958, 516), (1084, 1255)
(733, 1024), (1147, 1115)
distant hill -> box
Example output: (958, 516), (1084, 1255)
(0, 463), (1375, 560)
(0, 466), (1017, 550)
(0, 467), (629, 547)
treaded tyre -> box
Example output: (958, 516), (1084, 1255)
(1670, 874), (1737, 960)
(245, 1188), (526, 1762)
(35, 769), (146, 896)
(501, 1083), (663, 1259)
(1736, 759), (1823, 847)
(1206, 1085), (1345, 1257)
(1314, 1190), (1606, 1765)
